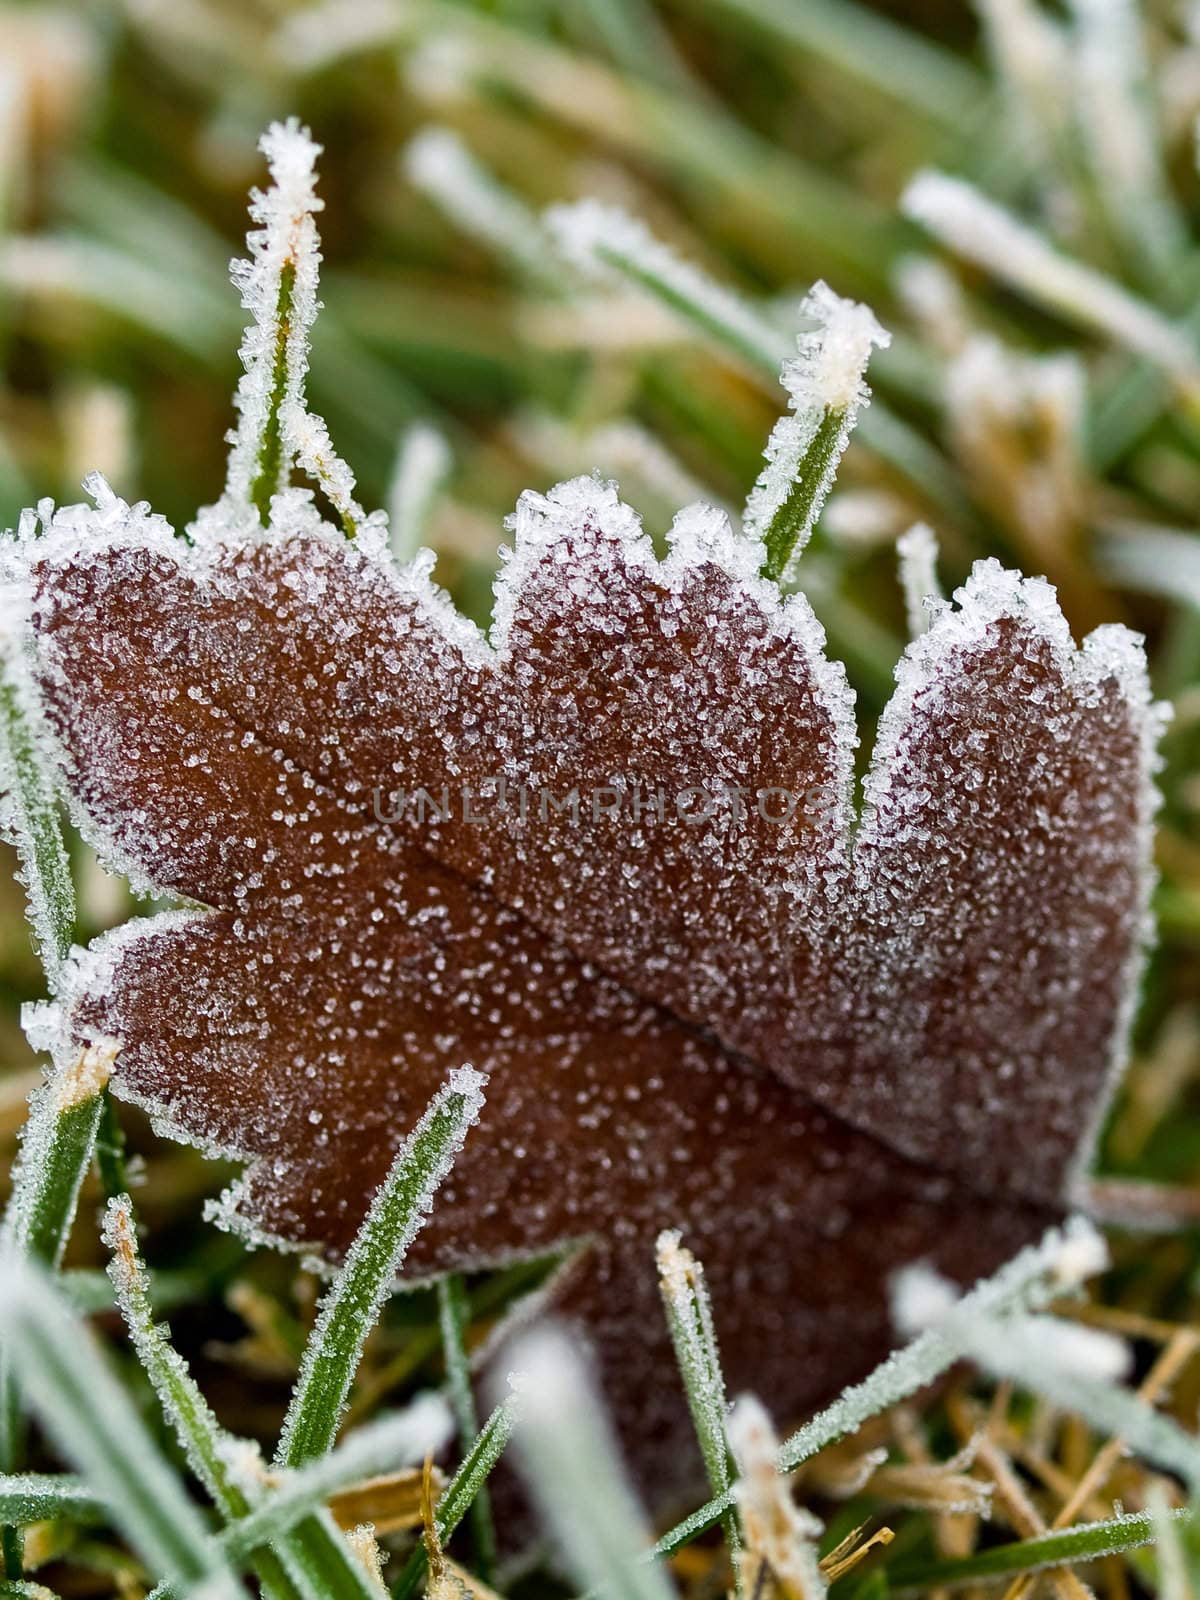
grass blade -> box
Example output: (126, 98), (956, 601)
(0, 1474), (105, 1526)
(102, 1196), (261, 1519)
(1, 1040), (117, 1534)
(0, 1259), (244, 1597)
(0, 675), (75, 991)
(273, 1508), (385, 1600)
(390, 1397), (516, 1600)
(502, 1325), (673, 1600)
(4, 1044), (116, 1272)
(902, 170), (1200, 396)
(102, 1197), (307, 1600)
(542, 198), (950, 517)
(887, 1508), (1194, 1592)
(655, 1233), (739, 1566)
(944, 1308), (1200, 1491)
(436, 1273), (496, 1580)
(221, 1404), (451, 1565)
(386, 421), (453, 565)
(278, 1068), (486, 1468)
(745, 282), (889, 583)
(647, 1218), (1108, 1558)
(545, 198), (785, 375)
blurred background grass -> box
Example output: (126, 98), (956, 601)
(2, 0), (1200, 1591)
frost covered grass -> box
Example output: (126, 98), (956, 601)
(0, 3), (1199, 1599)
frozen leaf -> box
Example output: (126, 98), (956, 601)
(0, 135), (1164, 1515)
(3, 468), (1153, 1507)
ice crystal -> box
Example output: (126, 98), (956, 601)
(224, 118), (324, 512)
(220, 118), (369, 537)
(895, 522), (942, 638)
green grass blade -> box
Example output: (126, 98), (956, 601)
(757, 406), (847, 582)
(1, 1043), (116, 1512)
(0, 1259), (244, 1597)
(93, 1089), (129, 1204)
(0, 1475), (105, 1526)
(390, 1397), (516, 1600)
(655, 1233), (739, 1567)
(887, 1508), (1194, 1592)
(436, 1273), (496, 1581)
(102, 1196), (256, 1520)
(545, 198), (786, 376)
(746, 285), (888, 583)
(0, 675), (75, 991)
(647, 1218), (1108, 1560)
(278, 1068), (486, 1468)
(542, 198), (950, 521)
(272, 1508), (384, 1600)
(101, 1196), (303, 1600)
(386, 420), (453, 565)
(247, 260), (297, 525)
(4, 1045), (115, 1272)
(221, 1402), (450, 1565)
(504, 1326), (673, 1600)
(950, 1310), (1200, 1492)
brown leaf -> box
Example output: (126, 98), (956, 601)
(8, 476), (1159, 1503)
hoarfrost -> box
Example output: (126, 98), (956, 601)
(0, 107), (1165, 1496)
(743, 282), (890, 581)
(891, 1250), (1200, 1491)
(224, 118), (324, 510)
(895, 522), (942, 638)
(218, 119), (372, 538)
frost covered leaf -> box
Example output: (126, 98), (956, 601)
(4, 464), (1157, 1506)
(0, 131), (1164, 1514)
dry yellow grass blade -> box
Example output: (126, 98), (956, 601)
(819, 1523), (895, 1583)
(1002, 1327), (1200, 1600)
(329, 1467), (441, 1536)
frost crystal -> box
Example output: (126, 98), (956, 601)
(6, 464), (1160, 1506)
(225, 118), (324, 511)
(743, 282), (890, 582)
(895, 522), (942, 638)
(220, 118), (370, 536)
